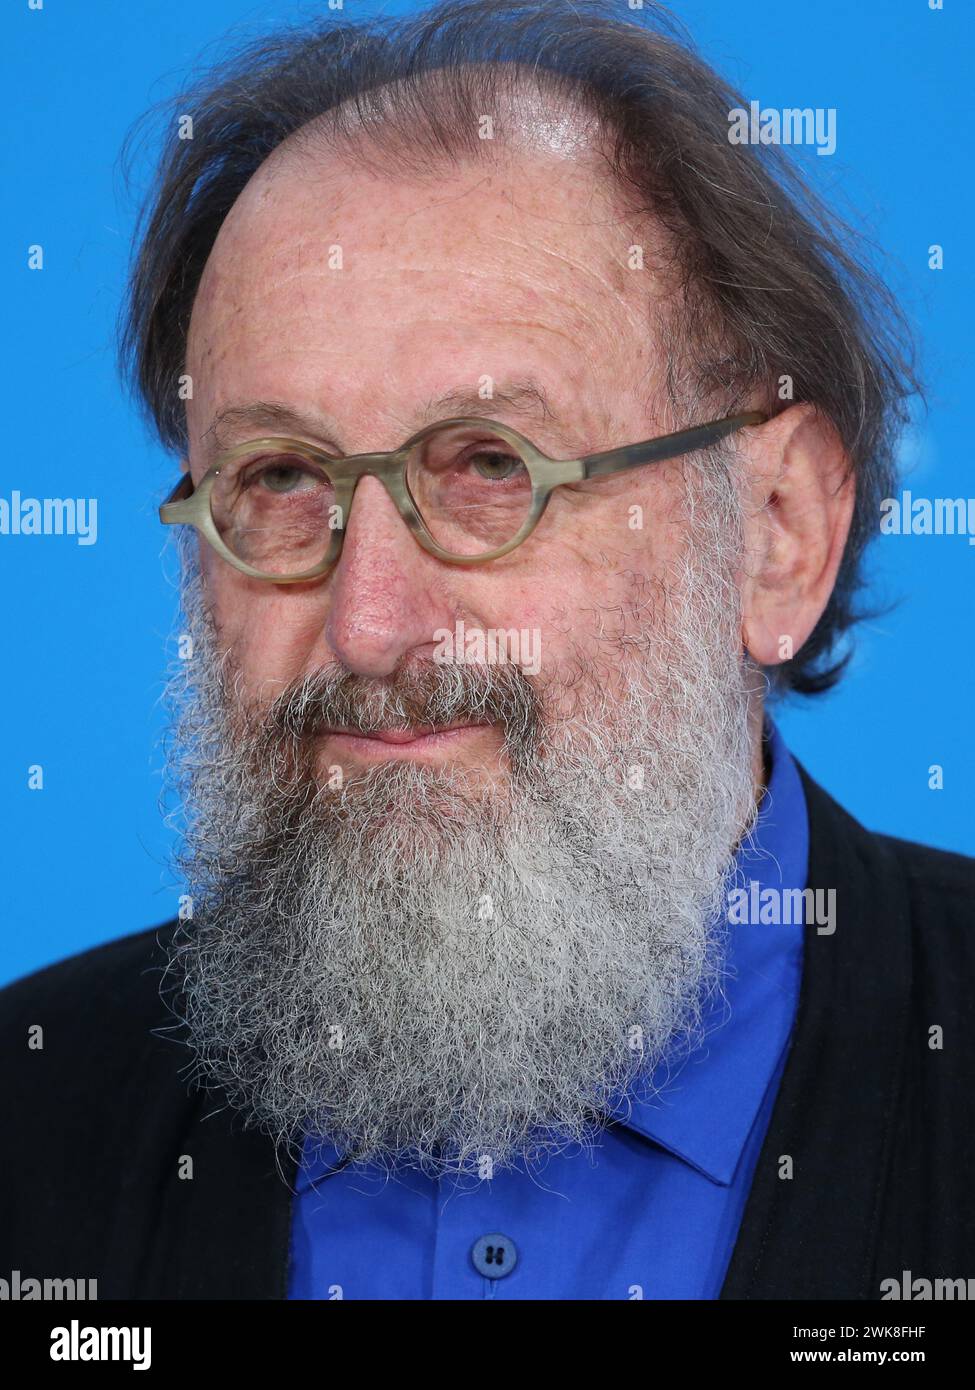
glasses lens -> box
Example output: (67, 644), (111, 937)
(210, 450), (337, 577)
(406, 423), (533, 557)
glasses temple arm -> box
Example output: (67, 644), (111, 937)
(158, 472), (195, 525)
(164, 473), (194, 503)
(580, 411), (767, 479)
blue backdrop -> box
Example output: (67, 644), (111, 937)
(2, 0), (971, 986)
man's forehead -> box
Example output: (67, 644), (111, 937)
(185, 128), (664, 455)
(197, 134), (640, 297)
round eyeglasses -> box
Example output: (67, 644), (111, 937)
(160, 410), (766, 583)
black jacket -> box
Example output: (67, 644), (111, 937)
(1, 765), (973, 1300)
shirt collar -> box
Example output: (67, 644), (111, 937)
(604, 716), (809, 1185)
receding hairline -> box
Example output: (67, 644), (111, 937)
(269, 62), (613, 183)
(242, 63), (673, 300)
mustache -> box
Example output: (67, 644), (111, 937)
(256, 657), (546, 749)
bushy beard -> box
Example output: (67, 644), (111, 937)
(160, 451), (757, 1179)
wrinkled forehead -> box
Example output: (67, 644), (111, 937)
(187, 70), (664, 326)
(191, 119), (644, 311)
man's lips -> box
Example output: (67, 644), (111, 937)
(321, 722), (490, 747)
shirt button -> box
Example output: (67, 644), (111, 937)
(471, 1233), (518, 1279)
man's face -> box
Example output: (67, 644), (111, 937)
(168, 127), (760, 1175)
(184, 135), (709, 780)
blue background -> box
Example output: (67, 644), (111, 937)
(1, 0), (971, 986)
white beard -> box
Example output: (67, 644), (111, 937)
(161, 454), (756, 1178)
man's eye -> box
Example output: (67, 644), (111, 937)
(469, 449), (526, 482)
(257, 462), (317, 494)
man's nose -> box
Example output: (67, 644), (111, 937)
(323, 473), (443, 679)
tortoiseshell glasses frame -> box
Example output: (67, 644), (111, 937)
(159, 409), (767, 583)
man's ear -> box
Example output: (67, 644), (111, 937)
(179, 457), (190, 474)
(738, 402), (854, 669)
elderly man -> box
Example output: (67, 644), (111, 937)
(1, 0), (972, 1303)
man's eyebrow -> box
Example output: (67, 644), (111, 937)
(200, 402), (338, 455)
(424, 378), (557, 422)
(199, 378), (560, 457)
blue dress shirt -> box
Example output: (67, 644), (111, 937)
(288, 719), (808, 1299)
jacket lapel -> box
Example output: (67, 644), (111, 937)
(720, 766), (912, 1298)
(133, 1085), (298, 1299)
